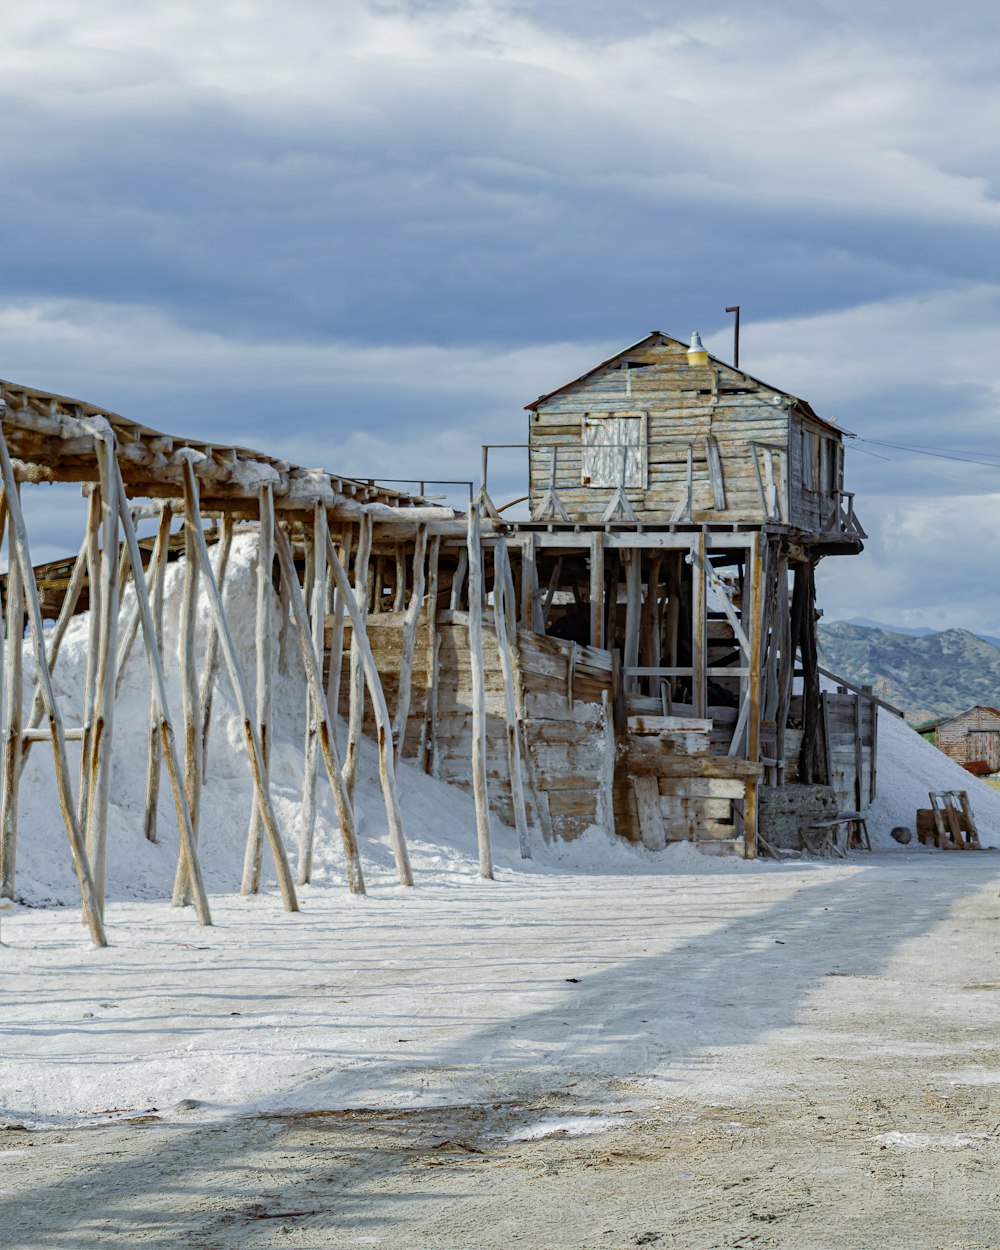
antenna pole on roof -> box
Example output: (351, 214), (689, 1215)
(725, 305), (741, 369)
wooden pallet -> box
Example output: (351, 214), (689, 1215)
(917, 791), (981, 850)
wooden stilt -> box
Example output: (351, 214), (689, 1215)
(179, 458), (298, 912)
(84, 435), (120, 916)
(298, 502), (329, 885)
(110, 460), (211, 926)
(493, 536), (531, 859)
(324, 525), (412, 887)
(690, 532), (707, 717)
(0, 432), (107, 945)
(623, 550), (642, 696)
(171, 485), (202, 909)
(21, 526), (90, 770)
(0, 482), (24, 901)
(198, 514), (235, 774)
(393, 524), (427, 766)
(78, 490), (101, 830)
(420, 534), (441, 775)
(325, 524), (350, 750)
(113, 506), (170, 700)
(342, 512), (372, 804)
(143, 503), (173, 842)
(241, 484), (275, 895)
(274, 519), (367, 893)
(393, 544), (406, 613)
(466, 507), (494, 879)
(589, 532), (605, 649)
(450, 547), (468, 612)
(743, 533), (765, 859)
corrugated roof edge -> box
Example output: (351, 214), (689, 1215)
(524, 330), (853, 437)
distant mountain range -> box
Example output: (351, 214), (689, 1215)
(843, 617), (1000, 650)
(818, 622), (1000, 725)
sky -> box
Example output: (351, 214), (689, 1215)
(2, 0), (1000, 631)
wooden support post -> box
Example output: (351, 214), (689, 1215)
(273, 519), (368, 894)
(78, 489), (101, 830)
(0, 433), (107, 945)
(110, 459), (212, 926)
(84, 434), (120, 916)
(466, 507), (494, 879)
(198, 514), (235, 774)
(589, 532), (605, 650)
(420, 533), (441, 775)
(172, 481), (202, 909)
(520, 532), (543, 633)
(742, 533), (765, 859)
(774, 554), (792, 787)
(179, 458), (298, 912)
(450, 547), (468, 612)
(623, 550), (642, 696)
(393, 544), (406, 612)
(493, 535), (531, 859)
(21, 526), (91, 771)
(324, 524), (412, 886)
(342, 512), (372, 804)
(143, 503), (173, 842)
(690, 532), (707, 718)
(325, 524), (350, 748)
(0, 485), (23, 901)
(113, 506), (170, 701)
(393, 524), (428, 766)
(241, 483), (275, 895)
(298, 502), (329, 885)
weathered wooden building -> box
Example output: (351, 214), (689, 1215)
(927, 706), (1000, 774)
(341, 329), (874, 857)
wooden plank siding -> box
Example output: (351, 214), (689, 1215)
(328, 614), (616, 838)
(527, 336), (846, 536)
(936, 706), (1000, 771)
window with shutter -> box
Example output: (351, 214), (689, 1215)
(581, 413), (647, 488)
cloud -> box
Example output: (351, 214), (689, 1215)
(1, 2), (999, 628)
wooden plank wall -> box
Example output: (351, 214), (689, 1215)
(822, 691), (876, 811)
(937, 707), (1000, 768)
(528, 338), (790, 524)
(516, 631), (614, 840)
(330, 614), (615, 838)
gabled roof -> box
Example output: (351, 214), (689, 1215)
(525, 330), (849, 436)
(928, 705), (1000, 729)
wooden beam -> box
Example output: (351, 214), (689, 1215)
(589, 531), (605, 650)
(467, 506), (494, 879)
(493, 535), (531, 860)
(143, 503), (173, 842)
(392, 523), (428, 766)
(690, 532), (707, 718)
(242, 483), (275, 895)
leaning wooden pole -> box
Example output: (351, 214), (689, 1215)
(77, 489), (101, 831)
(0, 431), (106, 946)
(172, 486), (203, 908)
(274, 519), (367, 894)
(241, 483), (275, 896)
(143, 503), (173, 843)
(298, 502), (329, 885)
(198, 513), (235, 774)
(466, 506), (494, 880)
(742, 533), (765, 860)
(110, 460), (211, 926)
(179, 458), (298, 912)
(342, 512), (372, 804)
(0, 483), (24, 901)
(493, 535), (531, 860)
(419, 534), (441, 775)
(84, 432), (120, 917)
(324, 525), (412, 886)
(392, 523), (427, 766)
(20, 526), (90, 769)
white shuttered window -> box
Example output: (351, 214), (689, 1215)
(581, 412), (648, 488)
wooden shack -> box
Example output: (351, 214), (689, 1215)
(931, 706), (1000, 774)
(328, 328), (874, 858)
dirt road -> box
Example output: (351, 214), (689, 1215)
(2, 852), (999, 1248)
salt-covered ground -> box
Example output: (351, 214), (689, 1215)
(2, 535), (1000, 1245)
